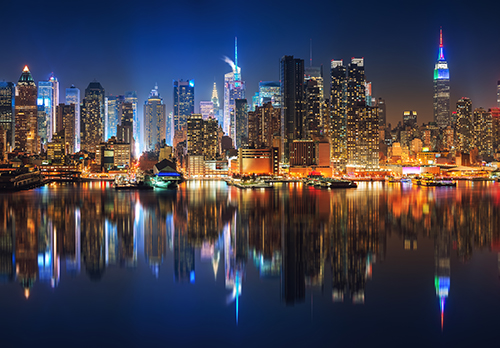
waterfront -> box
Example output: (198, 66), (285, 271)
(1, 181), (500, 347)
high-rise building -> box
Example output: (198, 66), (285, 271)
(365, 81), (373, 106)
(473, 107), (492, 159)
(55, 103), (76, 154)
(403, 111), (417, 128)
(377, 98), (386, 128)
(259, 81), (281, 108)
(223, 38), (246, 136)
(433, 28), (450, 129)
(36, 75), (59, 143)
(81, 81), (105, 154)
(346, 106), (379, 169)
(173, 79), (195, 134)
(199, 101), (214, 120)
(490, 107), (500, 153)
(497, 81), (500, 108)
(211, 82), (221, 126)
(304, 66), (323, 139)
(144, 84), (166, 151)
(65, 85), (81, 152)
(124, 91), (139, 154)
(234, 99), (248, 149)
(15, 66), (39, 153)
(117, 102), (134, 150)
(280, 55), (305, 163)
(105, 95), (124, 140)
(248, 102), (281, 149)
(330, 60), (347, 168)
(186, 114), (220, 176)
(187, 114), (204, 156)
(456, 97), (473, 153)
(0, 82), (15, 149)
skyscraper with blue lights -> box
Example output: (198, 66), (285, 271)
(173, 79), (194, 134)
(433, 28), (450, 129)
(224, 37), (246, 138)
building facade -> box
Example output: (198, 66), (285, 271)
(173, 80), (194, 133)
(144, 85), (166, 151)
(81, 81), (105, 154)
(65, 85), (81, 152)
(0, 82), (15, 149)
(15, 66), (39, 154)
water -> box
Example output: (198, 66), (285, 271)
(1, 181), (500, 347)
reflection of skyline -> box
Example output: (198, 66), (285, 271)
(0, 182), (499, 330)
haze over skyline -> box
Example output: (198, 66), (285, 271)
(2, 0), (499, 126)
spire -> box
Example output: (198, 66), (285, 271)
(23, 65), (29, 73)
(211, 82), (218, 100)
(438, 27), (445, 61)
(310, 39), (313, 67)
(235, 37), (238, 70)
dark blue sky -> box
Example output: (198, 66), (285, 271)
(1, 0), (499, 125)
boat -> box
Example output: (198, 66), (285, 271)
(0, 167), (45, 191)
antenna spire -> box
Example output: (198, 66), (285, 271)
(235, 37), (238, 69)
(440, 27), (443, 48)
(310, 39), (312, 67)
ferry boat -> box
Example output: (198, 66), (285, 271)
(0, 167), (44, 191)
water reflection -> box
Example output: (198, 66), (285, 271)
(1, 181), (500, 330)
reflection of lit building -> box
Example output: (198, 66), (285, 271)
(174, 225), (194, 283)
(144, 207), (166, 278)
(435, 226), (450, 331)
(15, 206), (38, 298)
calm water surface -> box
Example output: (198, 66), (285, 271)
(1, 181), (500, 347)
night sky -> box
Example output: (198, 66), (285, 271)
(1, 0), (499, 126)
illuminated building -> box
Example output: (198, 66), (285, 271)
(330, 60), (347, 168)
(473, 107), (493, 159)
(433, 28), (450, 129)
(199, 100), (214, 120)
(490, 107), (500, 152)
(55, 103), (76, 153)
(280, 55), (305, 163)
(65, 85), (81, 152)
(248, 102), (281, 149)
(346, 105), (379, 170)
(144, 84), (166, 151)
(211, 82), (224, 124)
(224, 37), (246, 136)
(289, 139), (331, 176)
(251, 92), (259, 111)
(0, 82), (15, 149)
(234, 99), (248, 149)
(347, 58), (366, 106)
(0, 126), (6, 161)
(304, 65), (323, 138)
(124, 91), (139, 154)
(259, 81), (281, 108)
(377, 98), (386, 127)
(81, 81), (105, 154)
(365, 81), (372, 106)
(117, 102), (134, 153)
(497, 81), (500, 108)
(403, 111), (417, 128)
(37, 74), (59, 143)
(15, 66), (39, 154)
(187, 114), (219, 176)
(95, 136), (131, 168)
(173, 79), (195, 134)
(236, 148), (279, 175)
(47, 131), (65, 163)
(105, 95), (124, 140)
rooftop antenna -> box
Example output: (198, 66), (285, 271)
(235, 37), (238, 70)
(310, 39), (313, 67)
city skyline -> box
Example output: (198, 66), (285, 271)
(1, 0), (500, 128)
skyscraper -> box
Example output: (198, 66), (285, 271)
(37, 75), (59, 143)
(144, 84), (166, 151)
(377, 98), (386, 128)
(199, 101), (214, 120)
(81, 81), (105, 153)
(55, 103), (76, 154)
(304, 65), (323, 138)
(259, 81), (281, 108)
(223, 38), (245, 136)
(330, 60), (347, 168)
(211, 82), (221, 124)
(456, 97), (473, 153)
(497, 81), (500, 108)
(173, 80), (195, 134)
(248, 102), (281, 149)
(0, 82), (15, 149)
(105, 95), (124, 140)
(117, 102), (134, 150)
(124, 91), (139, 155)
(15, 66), (38, 153)
(433, 28), (450, 129)
(403, 111), (417, 128)
(65, 85), (81, 152)
(234, 99), (248, 149)
(280, 55), (305, 163)
(473, 107), (493, 159)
